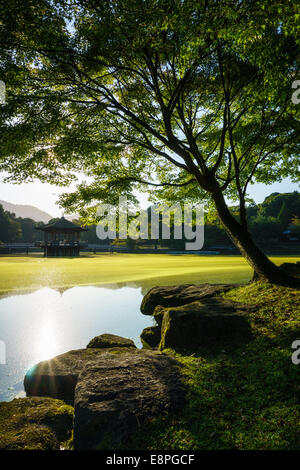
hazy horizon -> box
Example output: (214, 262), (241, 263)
(0, 177), (299, 218)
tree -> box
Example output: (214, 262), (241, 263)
(277, 202), (292, 230)
(289, 215), (300, 238)
(17, 217), (39, 243)
(1, 0), (299, 285)
(249, 215), (283, 242)
(0, 205), (21, 242)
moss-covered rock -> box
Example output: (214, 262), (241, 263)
(141, 284), (239, 315)
(0, 397), (73, 450)
(140, 325), (161, 349)
(127, 282), (300, 451)
(74, 350), (185, 450)
(86, 333), (136, 349)
(23, 344), (185, 450)
(24, 347), (130, 403)
(159, 298), (252, 351)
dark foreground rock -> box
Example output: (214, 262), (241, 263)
(140, 284), (253, 351)
(159, 298), (252, 351)
(24, 335), (186, 450)
(74, 349), (185, 450)
(24, 348), (106, 403)
(87, 333), (136, 349)
(0, 397), (73, 450)
(25, 335), (136, 403)
(141, 283), (240, 315)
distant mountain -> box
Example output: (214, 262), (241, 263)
(0, 200), (53, 223)
(65, 214), (79, 222)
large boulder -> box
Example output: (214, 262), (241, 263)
(24, 335), (186, 450)
(141, 284), (240, 315)
(0, 397), (73, 450)
(73, 349), (185, 450)
(87, 333), (136, 349)
(24, 335), (136, 403)
(24, 348), (108, 403)
(159, 298), (252, 351)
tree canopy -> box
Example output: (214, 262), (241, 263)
(0, 0), (299, 283)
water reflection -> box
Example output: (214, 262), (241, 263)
(35, 317), (58, 362)
(0, 285), (153, 401)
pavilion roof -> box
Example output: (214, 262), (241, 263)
(36, 216), (88, 232)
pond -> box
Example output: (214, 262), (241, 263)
(1, 254), (298, 402)
(0, 285), (154, 401)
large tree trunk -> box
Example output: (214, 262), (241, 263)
(212, 191), (299, 287)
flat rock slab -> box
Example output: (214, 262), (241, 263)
(87, 333), (136, 349)
(141, 284), (240, 315)
(74, 349), (185, 450)
(0, 397), (73, 450)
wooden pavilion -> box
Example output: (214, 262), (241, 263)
(35, 216), (88, 257)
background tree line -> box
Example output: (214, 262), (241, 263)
(1, 192), (300, 251)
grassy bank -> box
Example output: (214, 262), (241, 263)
(121, 282), (300, 450)
(0, 254), (299, 294)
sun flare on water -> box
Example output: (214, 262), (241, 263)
(35, 317), (58, 361)
(32, 289), (61, 362)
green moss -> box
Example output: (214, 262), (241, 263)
(107, 347), (150, 356)
(0, 397), (74, 450)
(108, 348), (131, 355)
(153, 306), (165, 325)
(119, 282), (300, 450)
(60, 430), (74, 450)
(1, 424), (59, 451)
(223, 280), (300, 344)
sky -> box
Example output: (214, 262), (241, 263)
(0, 177), (298, 218)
